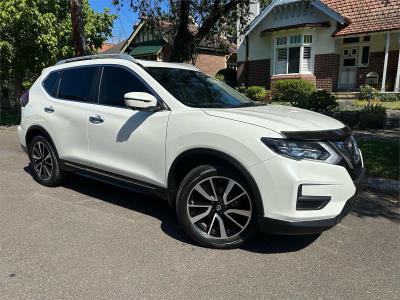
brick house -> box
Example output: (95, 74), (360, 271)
(102, 18), (236, 77)
(237, 0), (400, 92)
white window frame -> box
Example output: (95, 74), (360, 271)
(340, 35), (371, 67)
(272, 31), (315, 76)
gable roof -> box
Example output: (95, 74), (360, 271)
(244, 0), (346, 36)
(101, 39), (128, 54)
(321, 0), (400, 36)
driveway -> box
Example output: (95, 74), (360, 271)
(0, 128), (399, 299)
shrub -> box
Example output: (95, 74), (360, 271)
(215, 68), (237, 87)
(329, 111), (360, 128)
(359, 84), (378, 100)
(271, 79), (316, 107)
(245, 86), (265, 101)
(215, 74), (224, 82)
(377, 93), (400, 102)
(359, 104), (387, 129)
(307, 90), (338, 112)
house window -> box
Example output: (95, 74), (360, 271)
(290, 35), (301, 44)
(274, 34), (314, 75)
(361, 46), (370, 66)
(276, 37), (287, 45)
(343, 37), (360, 44)
(304, 35), (312, 44)
(302, 46), (312, 72)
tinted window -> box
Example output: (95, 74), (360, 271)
(100, 66), (151, 107)
(43, 71), (60, 97)
(58, 67), (98, 102)
(148, 67), (256, 108)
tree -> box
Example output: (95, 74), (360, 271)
(0, 0), (115, 106)
(70, 0), (87, 56)
(113, 0), (260, 63)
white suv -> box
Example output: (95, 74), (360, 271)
(18, 54), (364, 249)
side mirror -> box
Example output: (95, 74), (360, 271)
(124, 92), (160, 111)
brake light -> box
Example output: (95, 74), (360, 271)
(19, 90), (29, 107)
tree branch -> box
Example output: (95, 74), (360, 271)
(195, 0), (240, 43)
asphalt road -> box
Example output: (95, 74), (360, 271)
(0, 128), (399, 299)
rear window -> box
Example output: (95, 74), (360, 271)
(43, 71), (60, 97)
(58, 67), (98, 102)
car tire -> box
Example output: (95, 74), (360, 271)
(28, 135), (65, 187)
(176, 165), (257, 249)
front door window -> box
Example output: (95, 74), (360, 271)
(340, 48), (358, 90)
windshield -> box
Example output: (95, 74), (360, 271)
(147, 67), (257, 108)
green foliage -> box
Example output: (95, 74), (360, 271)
(0, 0), (115, 98)
(0, 111), (20, 126)
(245, 86), (265, 100)
(359, 104), (387, 129)
(215, 68), (237, 87)
(358, 139), (399, 179)
(215, 74), (225, 82)
(307, 90), (338, 112)
(360, 103), (387, 114)
(377, 93), (400, 102)
(237, 86), (270, 102)
(359, 84), (378, 100)
(271, 79), (316, 107)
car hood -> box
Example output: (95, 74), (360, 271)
(202, 105), (345, 133)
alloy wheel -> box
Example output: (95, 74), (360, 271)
(187, 176), (252, 239)
(32, 141), (53, 180)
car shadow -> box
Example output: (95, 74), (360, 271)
(350, 189), (400, 223)
(24, 165), (320, 253)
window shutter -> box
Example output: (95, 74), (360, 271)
(276, 48), (288, 74)
(302, 46), (312, 72)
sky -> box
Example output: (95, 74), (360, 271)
(88, 0), (139, 44)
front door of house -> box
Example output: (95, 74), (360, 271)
(339, 48), (358, 90)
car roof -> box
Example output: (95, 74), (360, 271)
(46, 54), (199, 73)
(136, 59), (199, 71)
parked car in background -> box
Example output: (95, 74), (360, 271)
(18, 54), (364, 249)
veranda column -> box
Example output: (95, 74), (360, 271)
(394, 33), (400, 92)
(381, 32), (390, 92)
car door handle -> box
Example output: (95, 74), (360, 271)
(44, 106), (54, 113)
(89, 115), (104, 124)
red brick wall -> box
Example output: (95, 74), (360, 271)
(237, 59), (271, 88)
(357, 51), (399, 90)
(314, 54), (340, 91)
(194, 52), (227, 76)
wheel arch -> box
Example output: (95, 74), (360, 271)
(25, 125), (60, 159)
(167, 148), (264, 216)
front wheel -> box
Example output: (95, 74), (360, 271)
(176, 165), (257, 249)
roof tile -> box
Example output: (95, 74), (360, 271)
(320, 0), (400, 36)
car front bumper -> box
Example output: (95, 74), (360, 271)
(250, 154), (365, 235)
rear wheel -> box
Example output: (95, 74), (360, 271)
(176, 165), (257, 249)
(28, 135), (65, 187)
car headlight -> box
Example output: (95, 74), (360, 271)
(261, 138), (340, 163)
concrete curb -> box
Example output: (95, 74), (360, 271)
(360, 175), (400, 194)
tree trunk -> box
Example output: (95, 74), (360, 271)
(169, 1), (192, 62)
(70, 0), (87, 56)
(168, 0), (240, 63)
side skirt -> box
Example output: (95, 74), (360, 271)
(60, 160), (169, 201)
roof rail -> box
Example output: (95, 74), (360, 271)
(56, 54), (137, 65)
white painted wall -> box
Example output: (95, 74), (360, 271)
(237, 2), (338, 62)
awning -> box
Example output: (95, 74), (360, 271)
(129, 45), (163, 57)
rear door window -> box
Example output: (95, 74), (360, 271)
(99, 66), (151, 107)
(43, 71), (60, 97)
(58, 67), (98, 102)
